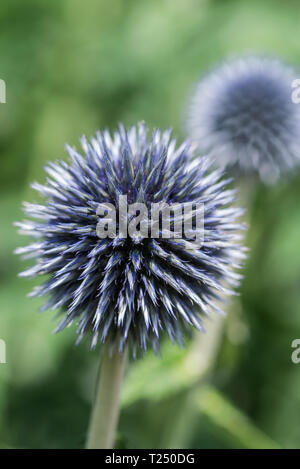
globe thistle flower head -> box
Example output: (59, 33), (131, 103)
(16, 123), (246, 355)
(187, 56), (300, 183)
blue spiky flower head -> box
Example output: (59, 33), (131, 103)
(16, 123), (246, 355)
(187, 56), (300, 183)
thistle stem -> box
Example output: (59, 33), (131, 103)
(86, 344), (128, 449)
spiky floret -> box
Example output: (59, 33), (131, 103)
(16, 123), (246, 355)
(186, 56), (300, 183)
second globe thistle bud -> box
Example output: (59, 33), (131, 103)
(187, 56), (300, 183)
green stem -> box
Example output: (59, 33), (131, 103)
(86, 344), (128, 449)
(166, 314), (224, 448)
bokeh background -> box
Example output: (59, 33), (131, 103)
(1, 0), (300, 449)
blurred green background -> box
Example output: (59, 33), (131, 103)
(1, 0), (300, 449)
